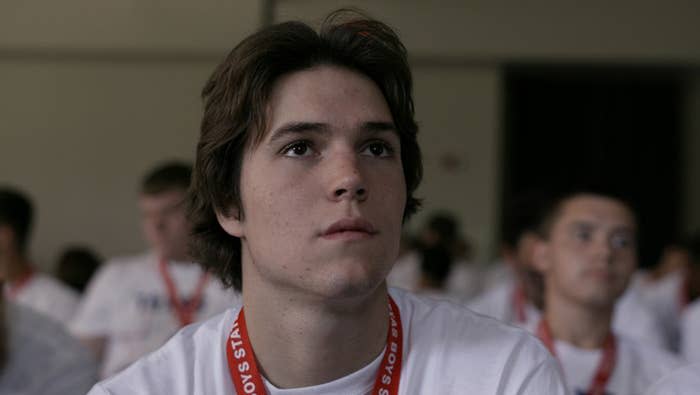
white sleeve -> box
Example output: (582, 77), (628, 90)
(681, 304), (700, 363)
(512, 355), (568, 395)
(644, 364), (700, 395)
(69, 263), (122, 337)
(87, 384), (112, 395)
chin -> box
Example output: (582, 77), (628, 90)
(313, 268), (388, 302)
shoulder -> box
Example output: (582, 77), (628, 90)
(88, 252), (157, 284)
(645, 364), (700, 395)
(392, 287), (552, 361)
(94, 307), (238, 395)
(3, 303), (98, 393)
(106, 252), (157, 273)
(31, 273), (79, 300)
(683, 299), (700, 320)
(617, 334), (684, 374)
(390, 289), (565, 393)
(465, 280), (512, 316)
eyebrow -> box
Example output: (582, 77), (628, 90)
(268, 121), (396, 143)
(568, 220), (635, 233)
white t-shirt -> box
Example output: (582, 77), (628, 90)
(387, 250), (482, 300)
(681, 299), (700, 363)
(544, 336), (682, 395)
(87, 287), (568, 394)
(467, 276), (539, 325)
(644, 364), (700, 395)
(469, 278), (666, 347)
(5, 271), (80, 328)
(385, 251), (420, 292)
(70, 252), (242, 378)
(642, 270), (685, 351)
(0, 302), (98, 394)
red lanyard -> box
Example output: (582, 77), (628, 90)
(226, 295), (404, 395)
(537, 320), (616, 395)
(5, 267), (35, 299)
(158, 259), (210, 327)
(512, 282), (527, 324)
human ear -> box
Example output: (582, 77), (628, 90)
(530, 237), (551, 274)
(0, 226), (13, 251)
(215, 207), (244, 238)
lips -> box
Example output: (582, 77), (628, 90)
(321, 218), (378, 239)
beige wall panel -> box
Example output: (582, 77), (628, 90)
(276, 0), (700, 62)
(410, 66), (502, 262)
(0, 59), (216, 269)
(0, 0), (261, 52)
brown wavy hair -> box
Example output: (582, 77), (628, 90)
(188, 9), (422, 290)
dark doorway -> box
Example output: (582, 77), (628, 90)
(502, 65), (683, 268)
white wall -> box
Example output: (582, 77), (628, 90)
(275, 0), (700, 62)
(411, 66), (502, 262)
(0, 1), (262, 268)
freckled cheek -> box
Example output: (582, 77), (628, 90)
(249, 183), (318, 241)
(370, 171), (406, 211)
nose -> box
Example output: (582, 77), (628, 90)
(327, 153), (368, 202)
(594, 237), (614, 264)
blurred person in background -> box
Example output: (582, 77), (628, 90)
(643, 231), (700, 352)
(388, 212), (481, 299)
(679, 232), (700, 362)
(0, 277), (97, 393)
(530, 188), (681, 394)
(0, 187), (80, 327)
(468, 191), (549, 324)
(470, 190), (665, 348)
(70, 161), (241, 378)
(55, 245), (101, 294)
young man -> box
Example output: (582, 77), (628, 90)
(530, 189), (682, 394)
(71, 162), (240, 378)
(0, 187), (80, 327)
(470, 192), (665, 347)
(88, 11), (566, 394)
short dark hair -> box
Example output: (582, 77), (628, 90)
(55, 246), (102, 294)
(536, 185), (637, 239)
(141, 161), (192, 195)
(684, 231), (700, 268)
(0, 187), (33, 252)
(420, 245), (453, 288)
(501, 190), (553, 249)
(188, 9), (422, 290)
(425, 213), (459, 247)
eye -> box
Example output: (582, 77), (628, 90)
(610, 233), (634, 249)
(361, 140), (394, 158)
(282, 140), (314, 157)
(573, 228), (592, 242)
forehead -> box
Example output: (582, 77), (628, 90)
(262, 65), (393, 138)
(554, 195), (636, 230)
(139, 189), (186, 209)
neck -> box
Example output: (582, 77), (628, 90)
(544, 290), (613, 350)
(242, 280), (390, 388)
(159, 252), (191, 264)
(2, 253), (32, 283)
